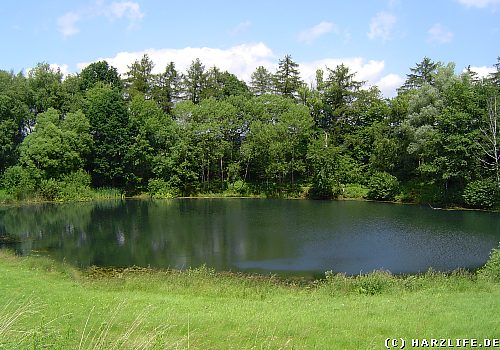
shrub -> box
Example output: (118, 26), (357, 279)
(366, 172), (400, 201)
(226, 180), (250, 196)
(355, 270), (394, 295)
(479, 243), (500, 282)
(463, 179), (499, 209)
(57, 170), (93, 201)
(341, 183), (369, 199)
(0, 189), (14, 203)
(148, 178), (179, 198)
(2, 165), (40, 200)
(307, 180), (339, 199)
(39, 178), (60, 201)
(324, 270), (394, 295)
(324, 271), (355, 294)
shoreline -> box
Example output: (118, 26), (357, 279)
(1, 192), (498, 213)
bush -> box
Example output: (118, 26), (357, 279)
(148, 178), (179, 198)
(366, 172), (400, 201)
(226, 180), (250, 196)
(0, 189), (14, 203)
(324, 270), (394, 295)
(479, 243), (500, 282)
(307, 180), (340, 199)
(463, 179), (499, 209)
(355, 271), (394, 295)
(39, 178), (60, 201)
(57, 170), (93, 201)
(2, 165), (40, 200)
(341, 183), (369, 199)
(324, 271), (355, 294)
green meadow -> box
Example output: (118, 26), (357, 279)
(0, 247), (499, 350)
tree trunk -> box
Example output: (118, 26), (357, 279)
(220, 156), (224, 189)
(479, 96), (500, 188)
(244, 160), (249, 181)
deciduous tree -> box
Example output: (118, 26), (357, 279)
(84, 84), (131, 188)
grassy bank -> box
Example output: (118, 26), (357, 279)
(0, 250), (499, 349)
(0, 187), (122, 205)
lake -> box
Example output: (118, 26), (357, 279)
(1, 199), (499, 277)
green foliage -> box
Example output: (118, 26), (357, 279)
(273, 54), (302, 98)
(479, 243), (500, 282)
(397, 181), (446, 204)
(57, 170), (93, 201)
(182, 58), (206, 104)
(84, 84), (131, 188)
(151, 61), (181, 113)
(356, 271), (394, 295)
(320, 64), (363, 135)
(38, 178), (59, 201)
(1, 56), (500, 207)
(367, 171), (400, 201)
(19, 108), (92, 179)
(148, 178), (179, 198)
(242, 95), (313, 188)
(202, 68), (250, 100)
(80, 60), (122, 91)
(125, 54), (155, 98)
(225, 180), (250, 196)
(463, 179), (499, 208)
(0, 189), (13, 203)
(27, 62), (64, 114)
(401, 57), (440, 90)
(341, 183), (369, 199)
(325, 270), (394, 295)
(2, 165), (40, 200)
(250, 66), (273, 96)
(306, 137), (341, 199)
(0, 70), (30, 172)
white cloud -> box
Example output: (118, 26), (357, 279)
(368, 12), (396, 41)
(229, 20), (251, 36)
(57, 12), (80, 37)
(105, 1), (144, 26)
(427, 23), (454, 44)
(464, 66), (496, 78)
(57, 1), (144, 37)
(457, 0), (500, 8)
(50, 63), (70, 77)
(298, 21), (337, 43)
(375, 73), (404, 97)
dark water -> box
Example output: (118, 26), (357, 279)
(0, 199), (499, 277)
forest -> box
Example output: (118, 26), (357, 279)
(0, 54), (499, 208)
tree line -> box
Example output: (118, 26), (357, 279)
(0, 54), (499, 208)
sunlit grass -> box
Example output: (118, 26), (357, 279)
(0, 249), (499, 349)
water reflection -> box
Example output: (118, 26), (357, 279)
(0, 199), (499, 276)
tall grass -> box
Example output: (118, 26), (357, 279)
(0, 298), (174, 349)
(0, 299), (40, 340)
(77, 303), (171, 350)
(90, 188), (122, 200)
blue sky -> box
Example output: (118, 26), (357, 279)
(1, 0), (499, 96)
